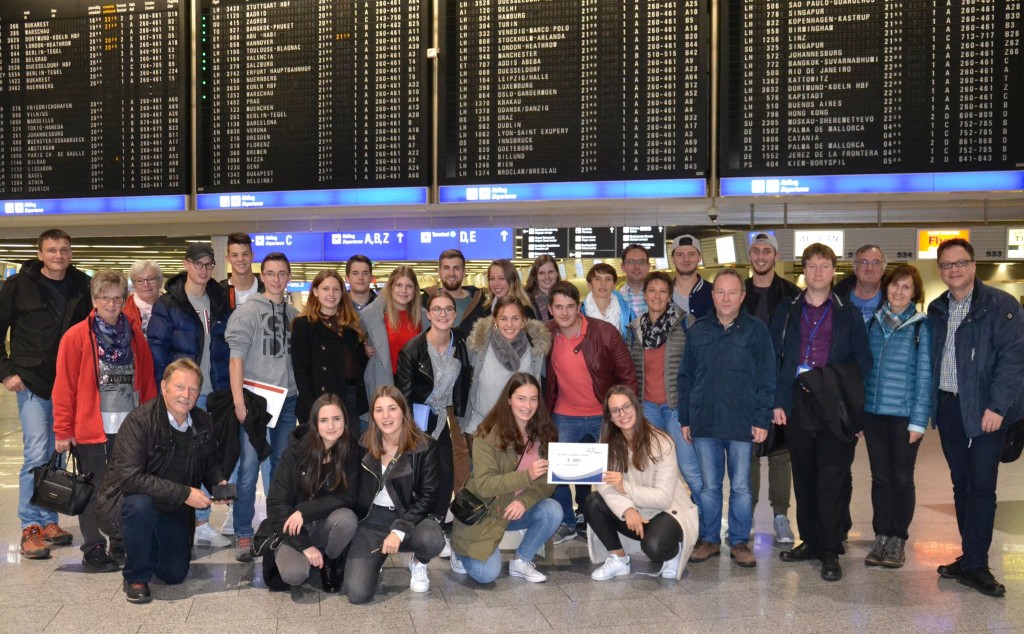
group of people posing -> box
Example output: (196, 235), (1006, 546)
(1, 228), (1020, 605)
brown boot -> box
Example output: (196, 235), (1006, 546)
(730, 543), (757, 568)
(688, 540), (722, 563)
(41, 522), (73, 545)
(21, 526), (51, 559)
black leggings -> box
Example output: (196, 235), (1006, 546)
(583, 492), (683, 563)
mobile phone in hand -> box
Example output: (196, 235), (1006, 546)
(211, 483), (237, 501)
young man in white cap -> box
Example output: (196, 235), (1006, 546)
(670, 235), (713, 321)
(743, 232), (800, 544)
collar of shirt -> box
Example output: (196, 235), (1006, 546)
(167, 411), (193, 433)
(946, 289), (973, 311)
(557, 314), (588, 342)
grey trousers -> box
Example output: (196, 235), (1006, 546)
(275, 508), (358, 586)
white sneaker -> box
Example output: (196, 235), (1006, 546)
(658, 544), (683, 579)
(774, 514), (795, 544)
(408, 558), (430, 593)
(439, 535), (451, 558)
(450, 555), (467, 575)
(509, 558), (547, 583)
(591, 554), (631, 581)
(193, 522), (231, 548)
(220, 504), (234, 536)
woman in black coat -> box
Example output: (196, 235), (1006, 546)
(264, 393), (360, 592)
(343, 386), (445, 604)
(396, 289), (472, 528)
(291, 269), (369, 440)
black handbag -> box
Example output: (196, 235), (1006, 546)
(251, 518), (284, 558)
(31, 448), (94, 516)
(450, 487), (492, 525)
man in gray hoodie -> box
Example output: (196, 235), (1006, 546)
(224, 252), (299, 562)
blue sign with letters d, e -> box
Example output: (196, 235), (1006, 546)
(458, 228), (514, 260)
(405, 230), (459, 261)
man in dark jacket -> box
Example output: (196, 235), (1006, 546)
(545, 281), (638, 542)
(96, 359), (226, 604)
(743, 232), (800, 545)
(929, 239), (1024, 598)
(770, 243), (871, 583)
(0, 229), (91, 559)
(680, 269), (775, 568)
(146, 241), (232, 547)
(420, 248), (484, 331)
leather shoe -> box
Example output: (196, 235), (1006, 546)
(780, 542), (817, 562)
(820, 553), (842, 582)
(937, 556), (965, 579)
(320, 560), (341, 593)
(959, 567), (1005, 597)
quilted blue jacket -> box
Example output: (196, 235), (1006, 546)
(863, 308), (933, 433)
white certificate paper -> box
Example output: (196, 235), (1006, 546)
(547, 442), (608, 485)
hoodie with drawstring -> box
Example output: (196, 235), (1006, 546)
(225, 293), (299, 396)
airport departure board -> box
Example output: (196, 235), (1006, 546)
(0, 0), (187, 197)
(198, 0), (429, 192)
(720, 0), (1024, 176)
(439, 0), (709, 185)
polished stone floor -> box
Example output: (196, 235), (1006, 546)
(0, 389), (1021, 633)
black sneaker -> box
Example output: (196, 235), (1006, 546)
(959, 567), (1006, 597)
(575, 512), (588, 539)
(124, 581), (152, 604)
(83, 543), (119, 573)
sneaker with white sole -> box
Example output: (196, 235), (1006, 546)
(450, 555), (467, 575)
(408, 558), (430, 593)
(658, 544), (683, 579)
(591, 553), (631, 581)
(194, 522), (231, 548)
(220, 504), (234, 536)
(552, 523), (576, 545)
(509, 558), (547, 583)
(774, 515), (795, 544)
(439, 535), (451, 558)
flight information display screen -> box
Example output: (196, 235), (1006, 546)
(0, 0), (188, 198)
(720, 0), (1024, 177)
(439, 0), (709, 186)
(198, 0), (430, 193)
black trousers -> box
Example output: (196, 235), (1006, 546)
(862, 412), (922, 540)
(582, 492), (682, 564)
(74, 434), (117, 551)
(788, 390), (856, 555)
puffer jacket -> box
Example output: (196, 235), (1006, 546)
(928, 279), (1024, 438)
(147, 272), (231, 390)
(266, 425), (360, 552)
(627, 306), (691, 409)
(353, 433), (441, 533)
(864, 309), (933, 433)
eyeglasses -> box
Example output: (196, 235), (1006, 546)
(188, 260), (216, 271)
(623, 258), (649, 266)
(133, 276), (160, 286)
(95, 296), (124, 305)
(855, 259), (884, 268)
(429, 306), (456, 315)
(608, 402), (634, 418)
(938, 259), (973, 270)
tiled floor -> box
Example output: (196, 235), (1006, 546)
(0, 389), (1021, 633)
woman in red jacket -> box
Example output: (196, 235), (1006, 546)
(53, 269), (157, 572)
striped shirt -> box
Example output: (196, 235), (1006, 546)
(620, 284), (647, 317)
(938, 291), (972, 393)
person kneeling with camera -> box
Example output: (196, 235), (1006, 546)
(95, 359), (227, 604)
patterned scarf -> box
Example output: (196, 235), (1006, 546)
(640, 308), (678, 349)
(94, 313), (134, 366)
(879, 302), (914, 339)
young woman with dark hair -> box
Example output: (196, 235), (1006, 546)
(343, 386), (445, 603)
(264, 393), (360, 592)
(523, 255), (561, 321)
(584, 386), (698, 581)
(450, 373), (562, 583)
(291, 269), (369, 439)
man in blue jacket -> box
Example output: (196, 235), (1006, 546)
(929, 238), (1024, 598)
(770, 243), (871, 582)
(679, 268), (775, 568)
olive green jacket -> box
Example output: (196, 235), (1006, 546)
(450, 430), (555, 562)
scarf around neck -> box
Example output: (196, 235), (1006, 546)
(94, 313), (134, 365)
(488, 326), (530, 372)
(640, 308), (678, 349)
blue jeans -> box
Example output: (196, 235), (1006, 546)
(121, 494), (192, 584)
(645, 401), (702, 503)
(552, 413), (603, 526)
(455, 498), (562, 583)
(693, 437), (753, 545)
(936, 392), (1007, 571)
(260, 394), (297, 497)
(17, 389), (58, 528)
